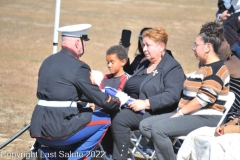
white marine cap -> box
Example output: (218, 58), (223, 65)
(58, 24), (91, 41)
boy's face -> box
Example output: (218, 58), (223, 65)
(106, 53), (126, 77)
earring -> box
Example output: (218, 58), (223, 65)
(225, 49), (231, 56)
(206, 47), (209, 53)
(161, 50), (165, 57)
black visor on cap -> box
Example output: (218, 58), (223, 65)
(80, 35), (90, 41)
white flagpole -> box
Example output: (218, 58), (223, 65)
(52, 0), (61, 54)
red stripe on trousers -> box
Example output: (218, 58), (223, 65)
(86, 120), (111, 126)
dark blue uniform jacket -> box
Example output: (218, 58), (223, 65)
(30, 48), (120, 139)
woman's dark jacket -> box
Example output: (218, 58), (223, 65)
(125, 51), (185, 117)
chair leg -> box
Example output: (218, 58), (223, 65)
(131, 133), (143, 153)
(130, 138), (148, 160)
(128, 147), (136, 160)
(172, 138), (178, 146)
(150, 150), (156, 160)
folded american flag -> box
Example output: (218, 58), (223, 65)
(104, 86), (145, 114)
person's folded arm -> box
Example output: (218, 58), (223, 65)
(173, 70), (228, 118)
(179, 98), (202, 114)
(171, 98), (202, 118)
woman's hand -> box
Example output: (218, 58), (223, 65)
(128, 99), (146, 112)
(215, 125), (224, 136)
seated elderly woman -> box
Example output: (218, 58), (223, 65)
(139, 21), (230, 160)
(104, 27), (185, 160)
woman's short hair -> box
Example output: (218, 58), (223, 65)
(142, 27), (168, 45)
(106, 45), (128, 61)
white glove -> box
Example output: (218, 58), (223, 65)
(115, 91), (130, 106)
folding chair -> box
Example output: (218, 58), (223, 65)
(129, 131), (149, 160)
(95, 133), (140, 160)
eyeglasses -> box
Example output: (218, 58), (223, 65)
(193, 43), (205, 49)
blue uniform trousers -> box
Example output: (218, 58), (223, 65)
(37, 111), (110, 160)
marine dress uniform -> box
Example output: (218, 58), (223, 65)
(30, 24), (121, 160)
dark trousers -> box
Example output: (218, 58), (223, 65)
(139, 112), (221, 160)
(101, 108), (152, 160)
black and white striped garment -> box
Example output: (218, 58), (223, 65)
(227, 77), (240, 121)
(179, 61), (230, 113)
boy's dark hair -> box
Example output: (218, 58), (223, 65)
(199, 21), (224, 54)
(106, 45), (128, 61)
